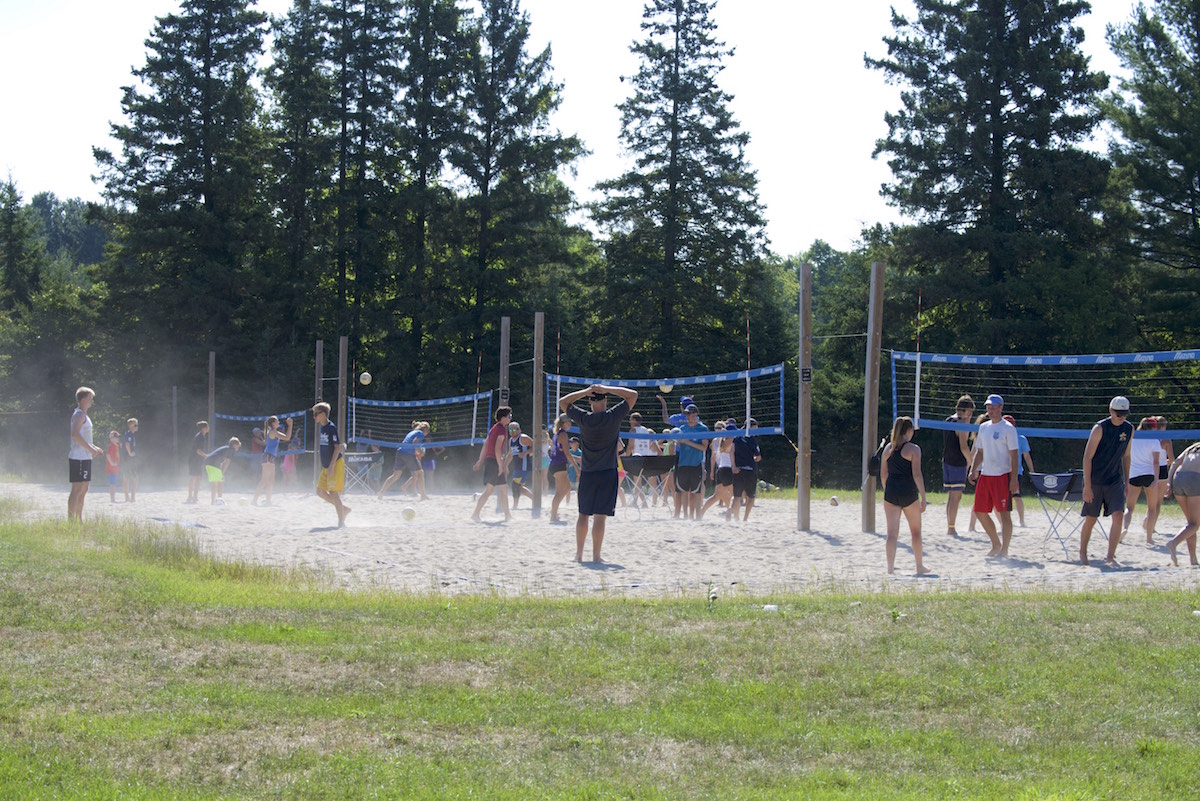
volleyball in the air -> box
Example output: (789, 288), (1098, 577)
(659, 383), (672, 393)
(401, 506), (416, 521)
(359, 371), (372, 386)
(830, 496), (839, 507)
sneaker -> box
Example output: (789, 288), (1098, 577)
(213, 498), (225, 506)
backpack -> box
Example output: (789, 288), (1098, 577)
(867, 438), (887, 478)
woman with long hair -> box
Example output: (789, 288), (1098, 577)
(548, 413), (579, 523)
(252, 415), (293, 506)
(880, 416), (930, 575)
(1166, 441), (1200, 566)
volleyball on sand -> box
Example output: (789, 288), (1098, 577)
(401, 506), (416, 521)
(359, 371), (372, 385)
(830, 496), (839, 507)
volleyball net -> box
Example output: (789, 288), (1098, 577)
(545, 363), (785, 441)
(213, 409), (310, 460)
(891, 348), (1200, 439)
(348, 391), (492, 450)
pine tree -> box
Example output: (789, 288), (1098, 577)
(592, 0), (769, 374)
(448, 0), (583, 386)
(867, 0), (1121, 352)
(0, 179), (47, 310)
(1104, 0), (1200, 342)
(94, 0), (270, 378)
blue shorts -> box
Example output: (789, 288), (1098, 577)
(577, 469), (619, 517)
(108, 473), (120, 486)
(943, 463), (968, 491)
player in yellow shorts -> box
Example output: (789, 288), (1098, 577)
(313, 402), (350, 527)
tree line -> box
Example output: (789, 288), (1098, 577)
(2, 0), (1199, 487)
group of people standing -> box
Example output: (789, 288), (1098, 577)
(883, 391), (1200, 573)
(470, 390), (764, 563)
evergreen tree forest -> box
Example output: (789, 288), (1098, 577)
(3, 0), (1200, 487)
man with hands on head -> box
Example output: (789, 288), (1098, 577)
(559, 383), (638, 563)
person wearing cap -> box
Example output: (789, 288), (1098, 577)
(967, 394), (1019, 557)
(1079, 396), (1134, 565)
(1002, 414), (1035, 527)
(728, 418), (763, 522)
(673, 403), (709, 519)
(657, 393), (694, 429)
(559, 383), (638, 562)
(1123, 416), (1164, 544)
(942, 395), (976, 537)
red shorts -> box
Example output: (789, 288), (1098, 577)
(973, 473), (1012, 514)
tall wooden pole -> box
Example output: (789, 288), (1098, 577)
(532, 312), (545, 517)
(337, 336), (348, 441)
(499, 316), (511, 407)
(207, 352), (215, 450)
(861, 262), (885, 533)
(797, 262), (813, 531)
(314, 340), (323, 485)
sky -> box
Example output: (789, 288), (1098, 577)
(0, 0), (1138, 256)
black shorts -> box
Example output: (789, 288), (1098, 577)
(578, 469), (619, 516)
(395, 450), (421, 474)
(715, 466), (733, 487)
(675, 465), (703, 494)
(548, 462), (568, 477)
(483, 461), (505, 487)
(1081, 482), (1125, 518)
(1160, 464), (1170, 480)
(262, 453), (277, 465)
(1130, 474), (1155, 488)
(733, 469), (758, 498)
(188, 459), (204, 477)
(69, 459), (93, 483)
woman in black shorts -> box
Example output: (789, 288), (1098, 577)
(880, 416), (930, 575)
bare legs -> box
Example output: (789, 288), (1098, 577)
(252, 462), (277, 506)
(68, 481), (89, 522)
(575, 513), (606, 562)
(471, 481), (510, 522)
(316, 487), (349, 527)
(1166, 495), (1200, 567)
(550, 471), (571, 521)
(946, 489), (963, 535)
(1080, 508), (1125, 565)
(975, 509), (1012, 557)
(884, 499), (928, 575)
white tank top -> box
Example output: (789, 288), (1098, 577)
(69, 408), (94, 460)
(716, 449), (732, 469)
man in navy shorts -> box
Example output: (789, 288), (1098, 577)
(1080, 396), (1134, 565)
(560, 383), (638, 563)
(942, 395), (974, 537)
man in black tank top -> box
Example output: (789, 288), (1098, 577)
(1080, 396), (1134, 565)
(942, 395), (975, 537)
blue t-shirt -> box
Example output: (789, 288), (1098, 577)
(318, 421), (341, 468)
(1017, 434), (1031, 476)
(123, 430), (137, 459)
(566, 399), (630, 472)
(402, 428), (425, 449)
(205, 445), (235, 467)
(676, 422), (709, 467)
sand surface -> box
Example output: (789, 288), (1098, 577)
(7, 480), (1199, 597)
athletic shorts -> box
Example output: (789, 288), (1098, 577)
(1173, 471), (1200, 496)
(733, 469), (758, 499)
(1129, 474), (1155, 488)
(973, 473), (1012, 514)
(483, 460), (505, 487)
(577, 469), (619, 517)
(108, 473), (120, 486)
(943, 463), (968, 491)
(188, 459), (204, 477)
(1081, 482), (1125, 518)
(68, 459), (92, 483)
(205, 465), (225, 483)
(548, 462), (568, 477)
(511, 468), (530, 485)
(317, 458), (345, 493)
(715, 466), (733, 487)
(675, 465), (703, 494)
(262, 453), (277, 465)
(395, 450), (421, 474)
(121, 457), (138, 478)
(1160, 464), (1170, 480)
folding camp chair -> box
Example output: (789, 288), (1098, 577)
(1030, 470), (1106, 558)
(342, 451), (383, 494)
(620, 454), (676, 518)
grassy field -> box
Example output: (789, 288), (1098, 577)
(2, 495), (1199, 799)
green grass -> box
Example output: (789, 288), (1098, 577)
(2, 497), (1199, 799)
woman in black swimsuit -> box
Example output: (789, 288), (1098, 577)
(880, 416), (930, 576)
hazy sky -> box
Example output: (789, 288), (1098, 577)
(0, 0), (1137, 256)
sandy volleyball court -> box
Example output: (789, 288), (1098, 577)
(5, 481), (1198, 596)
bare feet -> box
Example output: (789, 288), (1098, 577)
(986, 548), (1000, 558)
(1103, 556), (1122, 567)
(916, 566), (932, 576)
(1080, 551), (1090, 566)
(1167, 541), (1178, 566)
